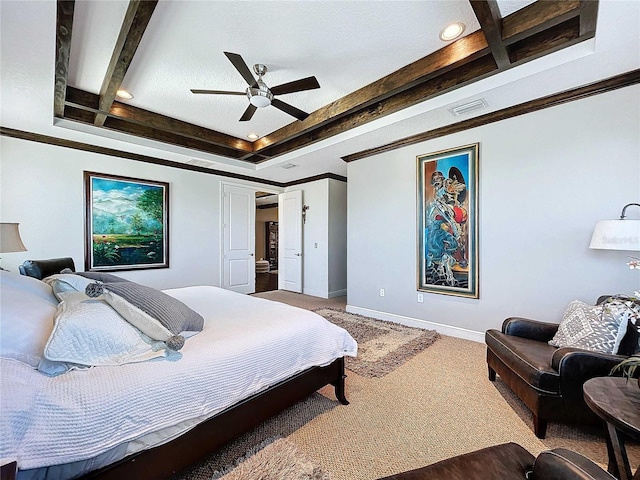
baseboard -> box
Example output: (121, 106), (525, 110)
(302, 287), (328, 299)
(345, 305), (485, 343)
(328, 289), (347, 298)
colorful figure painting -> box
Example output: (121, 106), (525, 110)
(84, 172), (169, 271)
(417, 144), (478, 298)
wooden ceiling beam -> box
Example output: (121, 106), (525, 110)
(579, 0), (599, 37)
(508, 17), (580, 65)
(63, 106), (250, 160)
(102, 118), (249, 159)
(501, 0), (580, 44)
(252, 30), (490, 153)
(470, 0), (511, 69)
(66, 86), (253, 153)
(54, 1), (75, 118)
(94, 0), (158, 127)
(257, 55), (497, 159)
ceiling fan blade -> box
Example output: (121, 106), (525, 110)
(239, 104), (257, 122)
(190, 89), (246, 95)
(224, 52), (258, 88)
(271, 98), (309, 121)
(270, 76), (320, 96)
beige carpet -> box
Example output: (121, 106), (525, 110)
(175, 291), (639, 480)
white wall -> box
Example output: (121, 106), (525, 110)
(0, 137), (275, 290)
(285, 178), (348, 298)
(347, 85), (640, 342)
(328, 179), (347, 297)
(293, 181), (329, 298)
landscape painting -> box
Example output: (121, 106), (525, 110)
(84, 172), (169, 271)
(417, 144), (478, 298)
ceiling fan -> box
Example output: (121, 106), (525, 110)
(190, 52), (320, 122)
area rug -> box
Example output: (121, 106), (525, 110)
(211, 437), (330, 480)
(313, 308), (440, 378)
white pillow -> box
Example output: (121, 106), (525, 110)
(39, 292), (170, 376)
(549, 300), (628, 354)
(42, 273), (94, 301)
(0, 271), (58, 367)
(0, 270), (58, 303)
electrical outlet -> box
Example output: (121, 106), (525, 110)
(379, 288), (385, 297)
(417, 293), (424, 303)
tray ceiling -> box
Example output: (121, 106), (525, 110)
(2, 0), (639, 184)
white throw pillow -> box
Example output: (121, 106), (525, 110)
(42, 273), (94, 300)
(39, 292), (168, 376)
(548, 300), (628, 354)
(0, 271), (58, 367)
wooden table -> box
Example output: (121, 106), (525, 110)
(583, 377), (640, 480)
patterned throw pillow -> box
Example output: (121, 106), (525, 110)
(548, 300), (628, 354)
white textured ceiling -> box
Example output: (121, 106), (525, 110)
(1, 0), (639, 185)
(69, 0), (484, 139)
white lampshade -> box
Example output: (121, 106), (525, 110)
(589, 219), (640, 251)
(0, 223), (27, 253)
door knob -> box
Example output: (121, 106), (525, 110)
(295, 253), (301, 256)
(249, 253), (254, 256)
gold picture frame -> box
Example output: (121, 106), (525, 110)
(417, 144), (479, 298)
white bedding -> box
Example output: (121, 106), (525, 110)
(0, 285), (357, 471)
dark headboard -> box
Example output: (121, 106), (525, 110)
(18, 257), (76, 280)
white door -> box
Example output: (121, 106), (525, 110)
(222, 184), (255, 294)
(279, 190), (303, 293)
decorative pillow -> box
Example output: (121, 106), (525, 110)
(74, 271), (128, 283)
(85, 281), (204, 350)
(38, 292), (169, 376)
(0, 271), (58, 367)
(549, 300), (628, 354)
(42, 274), (95, 301)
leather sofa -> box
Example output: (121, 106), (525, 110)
(377, 442), (615, 480)
(18, 257), (76, 280)
(485, 300), (636, 438)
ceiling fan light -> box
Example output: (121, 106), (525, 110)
(248, 88), (273, 108)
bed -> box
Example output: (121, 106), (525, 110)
(0, 270), (357, 480)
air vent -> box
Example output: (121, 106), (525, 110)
(186, 158), (215, 168)
(279, 162), (299, 169)
(449, 99), (488, 116)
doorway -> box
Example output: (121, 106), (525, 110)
(255, 192), (279, 293)
(221, 183), (255, 294)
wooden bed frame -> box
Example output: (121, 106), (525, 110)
(81, 357), (348, 480)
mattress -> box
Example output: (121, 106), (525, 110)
(1, 286), (357, 478)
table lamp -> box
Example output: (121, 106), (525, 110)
(0, 222), (27, 270)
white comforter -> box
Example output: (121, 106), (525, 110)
(0, 286), (357, 470)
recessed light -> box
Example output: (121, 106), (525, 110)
(247, 133), (259, 140)
(116, 89), (134, 100)
(440, 22), (466, 41)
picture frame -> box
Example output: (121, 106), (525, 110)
(84, 171), (169, 271)
(417, 143), (479, 298)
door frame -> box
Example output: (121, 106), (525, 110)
(219, 181), (281, 290)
